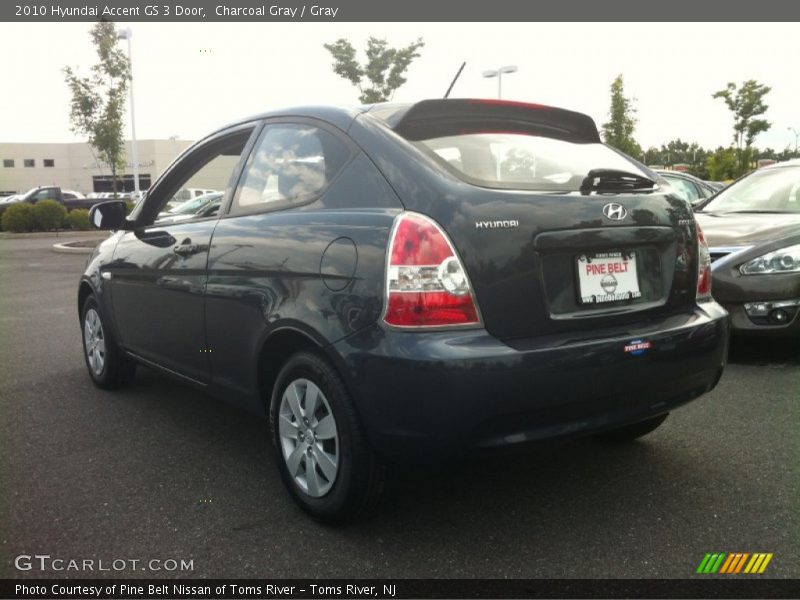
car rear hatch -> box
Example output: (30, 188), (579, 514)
(371, 99), (700, 342)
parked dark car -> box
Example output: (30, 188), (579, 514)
(654, 169), (718, 207)
(79, 99), (729, 522)
(13, 186), (97, 210)
(695, 159), (800, 336)
(0, 186), (64, 217)
(15, 186), (64, 205)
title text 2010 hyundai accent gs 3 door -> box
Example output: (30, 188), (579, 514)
(79, 99), (730, 522)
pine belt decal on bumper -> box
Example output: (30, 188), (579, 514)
(624, 339), (652, 355)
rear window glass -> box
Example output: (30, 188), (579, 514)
(414, 133), (647, 192)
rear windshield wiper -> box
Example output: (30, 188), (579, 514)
(580, 169), (656, 195)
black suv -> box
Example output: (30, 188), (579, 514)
(80, 99), (729, 522)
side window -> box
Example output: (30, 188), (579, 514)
(231, 123), (350, 213)
(140, 127), (254, 225)
(685, 181), (702, 201)
(34, 189), (55, 201)
(665, 176), (699, 202)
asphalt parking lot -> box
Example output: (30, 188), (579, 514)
(1, 234), (798, 579)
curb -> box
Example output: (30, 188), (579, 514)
(0, 231), (107, 240)
(52, 242), (97, 255)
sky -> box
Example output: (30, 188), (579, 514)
(1, 22), (798, 154)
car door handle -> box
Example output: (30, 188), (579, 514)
(173, 240), (200, 256)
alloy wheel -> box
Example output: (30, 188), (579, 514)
(83, 308), (106, 376)
(278, 378), (339, 498)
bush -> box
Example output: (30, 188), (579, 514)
(32, 200), (68, 231)
(1, 203), (35, 232)
(67, 209), (91, 230)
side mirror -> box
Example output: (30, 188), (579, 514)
(89, 200), (130, 230)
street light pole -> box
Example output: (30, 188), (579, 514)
(482, 65), (518, 99)
(117, 27), (139, 196)
(789, 127), (800, 157)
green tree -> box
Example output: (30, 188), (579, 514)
(643, 146), (661, 166)
(706, 147), (739, 181)
(758, 146), (796, 162)
(601, 75), (642, 158)
(712, 80), (771, 175)
(650, 139), (709, 177)
(690, 146), (711, 179)
(323, 37), (424, 103)
(64, 22), (130, 197)
(676, 143), (709, 179)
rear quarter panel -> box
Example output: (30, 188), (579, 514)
(204, 151), (402, 411)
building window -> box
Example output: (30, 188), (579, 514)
(44, 159), (55, 167)
(92, 174), (152, 193)
(24, 159), (35, 168)
(2, 159), (14, 168)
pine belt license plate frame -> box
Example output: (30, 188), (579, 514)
(576, 251), (642, 305)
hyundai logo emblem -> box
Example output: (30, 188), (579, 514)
(602, 202), (628, 221)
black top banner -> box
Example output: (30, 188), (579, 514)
(2, 0), (799, 22)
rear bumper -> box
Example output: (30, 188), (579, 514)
(331, 302), (730, 461)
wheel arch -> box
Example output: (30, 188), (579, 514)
(256, 326), (328, 414)
(78, 279), (95, 319)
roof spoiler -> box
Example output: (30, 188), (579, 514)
(389, 98), (601, 144)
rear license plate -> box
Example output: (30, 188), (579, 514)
(577, 251), (642, 304)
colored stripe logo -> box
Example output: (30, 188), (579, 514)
(696, 552), (773, 574)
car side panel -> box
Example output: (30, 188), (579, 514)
(80, 231), (124, 323)
(110, 221), (216, 382)
(204, 153), (402, 412)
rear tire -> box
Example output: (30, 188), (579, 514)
(595, 413), (669, 442)
(81, 295), (136, 389)
(270, 352), (384, 523)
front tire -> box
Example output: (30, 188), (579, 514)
(270, 352), (384, 523)
(595, 413), (669, 442)
(81, 295), (136, 389)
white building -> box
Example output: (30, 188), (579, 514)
(0, 139), (193, 196)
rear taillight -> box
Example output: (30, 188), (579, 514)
(383, 212), (481, 328)
(696, 224), (712, 300)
